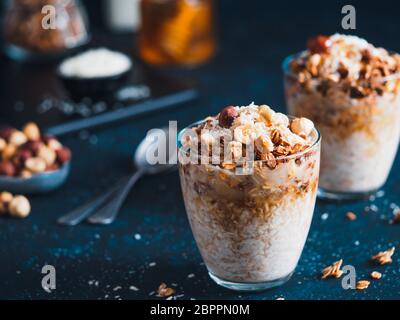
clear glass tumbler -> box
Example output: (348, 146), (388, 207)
(177, 121), (321, 291)
(283, 53), (400, 200)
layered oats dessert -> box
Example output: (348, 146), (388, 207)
(178, 103), (321, 290)
(284, 34), (400, 198)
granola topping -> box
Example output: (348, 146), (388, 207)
(180, 103), (316, 169)
(289, 34), (400, 99)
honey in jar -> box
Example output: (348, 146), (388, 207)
(138, 0), (216, 67)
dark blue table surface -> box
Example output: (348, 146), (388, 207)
(1, 0), (399, 300)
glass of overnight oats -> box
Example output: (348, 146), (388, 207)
(284, 34), (400, 200)
(178, 103), (321, 291)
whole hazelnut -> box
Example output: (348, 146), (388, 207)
(0, 138), (6, 152)
(25, 157), (46, 174)
(22, 140), (42, 154)
(0, 161), (16, 177)
(16, 149), (33, 164)
(46, 138), (63, 151)
(23, 122), (41, 141)
(2, 144), (17, 160)
(218, 106), (239, 128)
(38, 145), (56, 166)
(0, 202), (7, 214)
(20, 169), (33, 179)
(291, 117), (315, 136)
(9, 195), (31, 218)
(0, 191), (13, 214)
(46, 163), (59, 172)
(0, 127), (15, 141)
(9, 130), (28, 147)
(0, 191), (13, 203)
(56, 147), (72, 165)
(307, 35), (331, 54)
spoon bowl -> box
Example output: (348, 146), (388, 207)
(133, 127), (177, 174)
(0, 162), (71, 194)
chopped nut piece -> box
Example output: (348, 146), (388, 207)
(271, 113), (289, 127)
(321, 259), (344, 279)
(346, 211), (357, 221)
(291, 117), (314, 136)
(370, 271), (382, 280)
(157, 283), (175, 297)
(371, 247), (395, 265)
(356, 280), (370, 290)
(255, 134), (274, 155)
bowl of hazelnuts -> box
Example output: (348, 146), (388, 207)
(0, 122), (72, 194)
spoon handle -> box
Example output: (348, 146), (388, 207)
(57, 175), (131, 226)
(87, 170), (144, 225)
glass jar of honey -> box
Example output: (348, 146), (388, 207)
(138, 0), (216, 67)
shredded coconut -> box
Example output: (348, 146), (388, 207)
(59, 48), (132, 78)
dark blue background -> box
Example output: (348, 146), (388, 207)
(0, 0), (399, 299)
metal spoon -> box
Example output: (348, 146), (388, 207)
(58, 127), (176, 226)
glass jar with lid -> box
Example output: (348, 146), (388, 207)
(2, 0), (90, 62)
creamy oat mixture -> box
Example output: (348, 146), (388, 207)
(285, 34), (400, 194)
(179, 104), (320, 285)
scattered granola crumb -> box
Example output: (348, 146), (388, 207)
(371, 247), (395, 265)
(370, 271), (382, 280)
(346, 211), (357, 221)
(321, 259), (344, 279)
(157, 283), (175, 298)
(356, 280), (370, 290)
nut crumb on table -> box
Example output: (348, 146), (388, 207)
(157, 283), (175, 298)
(321, 259), (344, 279)
(370, 271), (382, 280)
(371, 247), (395, 265)
(356, 280), (370, 290)
(346, 211), (357, 221)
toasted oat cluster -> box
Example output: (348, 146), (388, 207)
(289, 34), (400, 98)
(182, 103), (315, 169)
